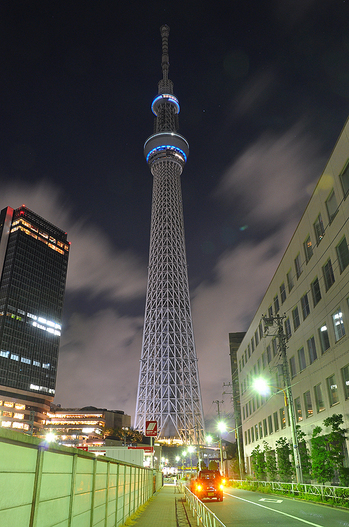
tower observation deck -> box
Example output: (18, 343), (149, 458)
(135, 25), (205, 445)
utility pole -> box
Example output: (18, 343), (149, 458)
(263, 314), (303, 484)
(213, 400), (224, 473)
(223, 382), (244, 479)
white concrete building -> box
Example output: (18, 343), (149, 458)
(237, 117), (349, 474)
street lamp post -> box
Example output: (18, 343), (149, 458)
(217, 421), (227, 475)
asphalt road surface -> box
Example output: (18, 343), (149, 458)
(206, 487), (349, 527)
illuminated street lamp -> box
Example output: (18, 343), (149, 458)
(253, 376), (303, 484)
(217, 421), (227, 473)
(205, 434), (213, 445)
(45, 432), (56, 443)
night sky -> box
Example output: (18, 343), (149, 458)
(1, 1), (349, 428)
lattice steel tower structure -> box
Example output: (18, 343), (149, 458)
(135, 25), (205, 444)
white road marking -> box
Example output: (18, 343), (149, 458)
(225, 492), (324, 527)
(259, 498), (283, 503)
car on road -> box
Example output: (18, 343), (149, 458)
(191, 469), (225, 501)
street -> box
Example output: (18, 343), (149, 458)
(206, 487), (349, 527)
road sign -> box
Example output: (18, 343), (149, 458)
(145, 420), (157, 437)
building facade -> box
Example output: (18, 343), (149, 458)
(45, 406), (131, 447)
(0, 205), (69, 432)
(135, 26), (205, 444)
(235, 118), (349, 474)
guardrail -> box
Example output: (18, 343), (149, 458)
(183, 486), (227, 527)
(232, 479), (349, 504)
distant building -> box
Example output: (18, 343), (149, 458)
(235, 118), (349, 474)
(45, 405), (131, 446)
(0, 205), (69, 433)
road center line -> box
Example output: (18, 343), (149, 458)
(225, 492), (324, 527)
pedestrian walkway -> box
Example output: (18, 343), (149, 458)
(128, 484), (194, 527)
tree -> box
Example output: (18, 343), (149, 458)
(323, 414), (349, 486)
(104, 427), (143, 444)
(275, 437), (294, 482)
(250, 444), (266, 480)
(311, 426), (333, 484)
(296, 425), (311, 483)
(263, 441), (277, 481)
(209, 460), (219, 470)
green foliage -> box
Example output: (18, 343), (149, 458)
(311, 425), (333, 484)
(209, 460), (219, 470)
(229, 457), (241, 479)
(250, 444), (266, 480)
(104, 427), (143, 443)
(323, 414), (348, 486)
(275, 436), (294, 482)
(296, 425), (311, 483)
(263, 441), (278, 481)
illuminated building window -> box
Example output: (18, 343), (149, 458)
(15, 404), (25, 410)
(42, 363), (50, 369)
(33, 361), (41, 367)
(4, 401), (14, 408)
(3, 411), (13, 417)
(2, 421), (11, 428)
(318, 324), (330, 354)
(14, 413), (24, 419)
(0, 350), (9, 358)
(10, 354), (19, 361)
(327, 374), (339, 406)
(21, 357), (31, 364)
(332, 308), (345, 342)
(12, 422), (24, 429)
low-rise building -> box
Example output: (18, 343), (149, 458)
(44, 405), (131, 446)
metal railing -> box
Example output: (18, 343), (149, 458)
(232, 479), (349, 503)
(183, 486), (227, 527)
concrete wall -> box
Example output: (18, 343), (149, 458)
(0, 427), (162, 527)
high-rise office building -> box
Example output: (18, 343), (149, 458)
(135, 26), (205, 445)
(0, 205), (69, 432)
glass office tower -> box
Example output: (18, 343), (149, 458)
(0, 205), (69, 432)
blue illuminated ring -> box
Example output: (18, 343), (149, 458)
(146, 145), (187, 163)
(151, 94), (180, 115)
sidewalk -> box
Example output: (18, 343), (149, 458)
(129, 484), (193, 527)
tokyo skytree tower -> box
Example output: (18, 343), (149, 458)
(135, 25), (205, 445)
